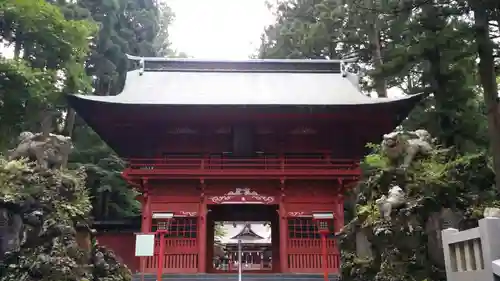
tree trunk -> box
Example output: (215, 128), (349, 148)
(366, 0), (387, 97)
(63, 108), (76, 138)
(425, 46), (455, 147)
(472, 3), (500, 191)
(40, 110), (53, 138)
(13, 32), (21, 60)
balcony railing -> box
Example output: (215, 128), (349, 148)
(123, 157), (360, 179)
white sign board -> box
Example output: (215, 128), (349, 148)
(312, 213), (334, 219)
(135, 233), (155, 257)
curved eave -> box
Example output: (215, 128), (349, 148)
(67, 93), (425, 159)
(68, 91), (423, 107)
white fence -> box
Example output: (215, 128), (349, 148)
(442, 217), (500, 281)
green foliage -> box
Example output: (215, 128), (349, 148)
(0, 0), (96, 148)
(259, 0), (492, 152)
(69, 0), (181, 220)
(0, 158), (133, 281)
(0, 158), (92, 281)
(80, 0), (173, 96)
(1, 0), (96, 67)
(214, 223), (228, 240)
(363, 144), (389, 170)
(0, 0), (180, 279)
(0, 59), (58, 147)
(1, 0), (181, 222)
(260, 3), (500, 279)
(341, 144), (496, 281)
(0, 158), (90, 220)
(69, 125), (141, 220)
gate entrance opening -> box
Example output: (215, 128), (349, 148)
(206, 204), (279, 273)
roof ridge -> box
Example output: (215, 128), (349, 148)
(230, 223), (265, 240)
(126, 53), (357, 63)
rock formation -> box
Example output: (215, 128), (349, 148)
(8, 131), (73, 169)
(341, 130), (498, 281)
(0, 133), (131, 280)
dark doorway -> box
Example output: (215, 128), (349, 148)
(206, 204), (280, 273)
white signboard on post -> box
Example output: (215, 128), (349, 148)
(135, 233), (155, 257)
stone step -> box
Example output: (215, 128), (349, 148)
(132, 273), (340, 281)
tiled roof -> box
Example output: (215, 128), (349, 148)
(69, 55), (420, 106)
(218, 222), (271, 245)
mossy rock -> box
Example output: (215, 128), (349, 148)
(0, 158), (131, 281)
(341, 147), (496, 281)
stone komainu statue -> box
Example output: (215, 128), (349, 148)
(375, 185), (407, 220)
(381, 129), (433, 169)
(8, 131), (73, 169)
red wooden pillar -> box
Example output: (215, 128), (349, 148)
(333, 193), (344, 271)
(334, 194), (344, 232)
(141, 179), (152, 232)
(279, 180), (288, 273)
(321, 232), (328, 281)
(198, 180), (207, 272)
(141, 197), (152, 232)
(140, 179), (152, 275)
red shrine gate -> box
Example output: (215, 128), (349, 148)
(68, 55), (422, 274)
(130, 175), (353, 274)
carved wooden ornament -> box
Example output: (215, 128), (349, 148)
(208, 188), (275, 204)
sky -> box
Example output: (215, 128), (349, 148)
(0, 0), (274, 60)
(166, 0), (274, 59)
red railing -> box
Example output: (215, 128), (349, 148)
(127, 157), (358, 170)
(123, 157), (360, 178)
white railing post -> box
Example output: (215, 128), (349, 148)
(479, 217), (500, 278)
(442, 217), (500, 281)
(442, 228), (459, 280)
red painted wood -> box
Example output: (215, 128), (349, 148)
(334, 195), (345, 233)
(123, 157), (360, 180)
(109, 119), (378, 157)
(285, 203), (336, 216)
(150, 202), (199, 214)
(145, 218), (199, 273)
(101, 110), (390, 125)
(198, 198), (207, 272)
(206, 220), (215, 273)
(129, 171), (350, 274)
(150, 182), (200, 196)
(163, 135), (204, 153)
(141, 192), (152, 232)
(96, 233), (140, 272)
(285, 218), (339, 273)
(279, 200), (288, 273)
(204, 181), (280, 196)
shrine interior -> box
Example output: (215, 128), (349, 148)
(207, 204), (279, 273)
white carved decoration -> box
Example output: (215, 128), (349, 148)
(179, 211), (197, 217)
(209, 188), (275, 204)
(287, 212), (307, 217)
